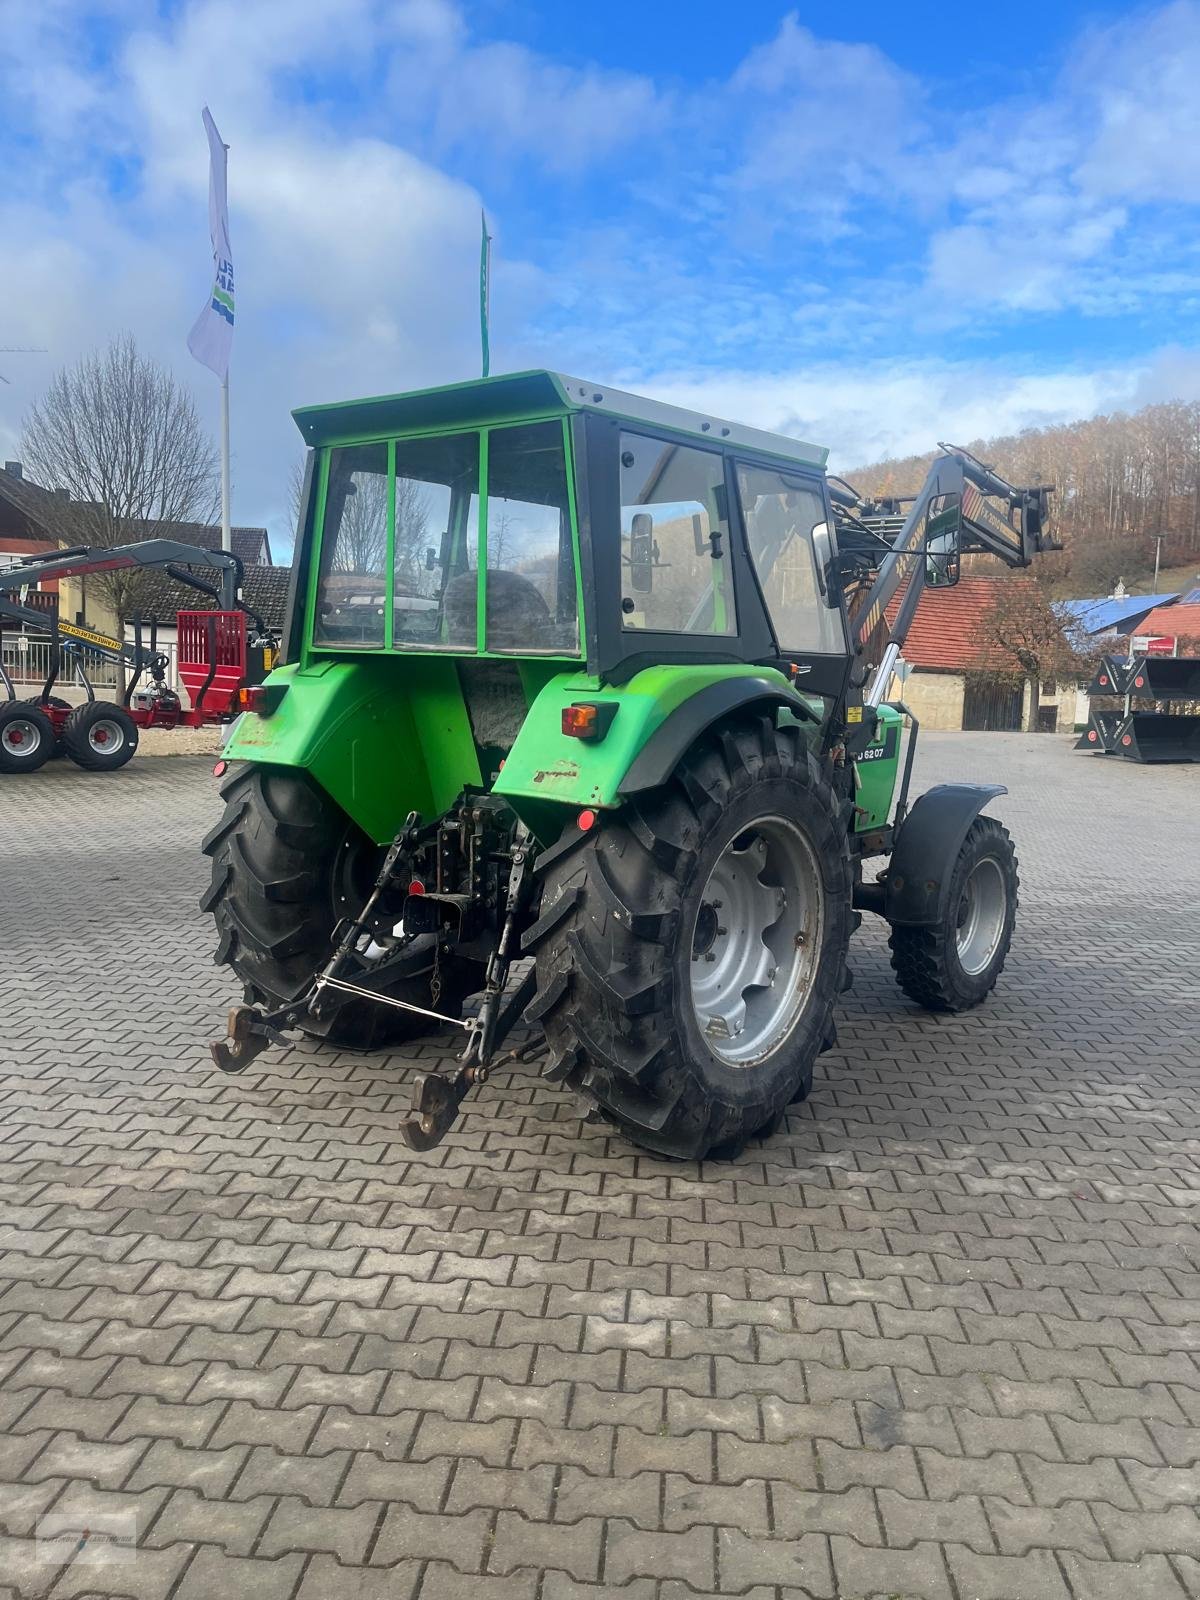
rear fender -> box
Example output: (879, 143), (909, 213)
(222, 658), (482, 844)
(493, 664), (820, 814)
(884, 783), (1006, 926)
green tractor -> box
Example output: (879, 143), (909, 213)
(203, 372), (1055, 1157)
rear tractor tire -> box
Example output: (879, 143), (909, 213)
(202, 765), (483, 1049)
(0, 702), (56, 774)
(526, 717), (853, 1159)
(62, 701), (138, 771)
(889, 815), (1018, 1012)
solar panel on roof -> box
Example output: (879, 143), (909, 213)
(1182, 587), (1200, 605)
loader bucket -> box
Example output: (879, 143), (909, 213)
(1125, 655), (1200, 701)
(1075, 710), (1121, 753)
(1087, 656), (1131, 697)
(1114, 712), (1200, 764)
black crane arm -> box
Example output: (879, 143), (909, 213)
(0, 539), (244, 612)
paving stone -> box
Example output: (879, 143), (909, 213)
(144, 1486), (273, 1555)
(831, 1534), (953, 1600)
(173, 1547), (305, 1600)
(259, 1495), (382, 1562)
(4, 740), (1200, 1595)
(944, 1543), (1072, 1600)
(371, 1504), (491, 1568)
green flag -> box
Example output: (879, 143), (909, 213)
(479, 210), (492, 378)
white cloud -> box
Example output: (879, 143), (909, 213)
(627, 356), (1162, 471)
(2, 0), (1200, 558)
(1073, 1), (1200, 203)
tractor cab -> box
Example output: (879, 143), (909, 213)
(288, 370), (845, 682)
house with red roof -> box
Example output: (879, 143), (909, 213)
(879, 574), (1080, 732)
(1129, 601), (1200, 654)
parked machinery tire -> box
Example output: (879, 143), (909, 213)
(201, 765), (484, 1049)
(0, 702), (56, 774)
(888, 815), (1018, 1012)
(61, 701), (139, 771)
(526, 716), (853, 1159)
(24, 696), (71, 758)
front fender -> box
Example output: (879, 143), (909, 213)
(492, 664), (818, 813)
(885, 783), (1006, 925)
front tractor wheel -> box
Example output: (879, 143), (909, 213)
(888, 815), (1019, 1012)
(527, 718), (852, 1160)
(202, 766), (483, 1049)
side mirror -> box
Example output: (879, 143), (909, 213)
(629, 512), (654, 592)
(811, 520), (831, 597)
(924, 493), (962, 588)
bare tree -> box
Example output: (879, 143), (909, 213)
(980, 577), (1100, 728)
(394, 476), (432, 587)
(288, 456), (308, 537)
(846, 395), (1200, 593)
(21, 334), (218, 630)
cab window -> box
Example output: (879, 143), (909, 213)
(313, 443), (388, 647)
(392, 432), (480, 649)
(736, 464), (846, 654)
(619, 432), (736, 636)
(485, 422), (577, 653)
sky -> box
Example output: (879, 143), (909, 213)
(3, 0), (1200, 557)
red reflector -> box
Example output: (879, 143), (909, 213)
(562, 704), (599, 738)
(1099, 675), (1109, 686)
(578, 809), (596, 831)
(408, 880), (426, 895)
(1122, 734), (1132, 746)
(1135, 676), (1145, 687)
(1087, 731), (1097, 742)
(213, 759), (228, 777)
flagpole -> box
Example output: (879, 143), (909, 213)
(480, 210), (492, 378)
(220, 373), (231, 553)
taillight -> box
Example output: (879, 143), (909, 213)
(561, 702), (617, 741)
(237, 683), (286, 716)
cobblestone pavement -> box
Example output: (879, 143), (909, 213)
(1, 734), (1199, 1600)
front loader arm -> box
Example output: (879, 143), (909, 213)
(835, 447), (1056, 703)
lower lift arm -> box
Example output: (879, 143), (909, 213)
(209, 812), (538, 1151)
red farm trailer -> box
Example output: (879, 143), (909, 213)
(0, 540), (276, 774)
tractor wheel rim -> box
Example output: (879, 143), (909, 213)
(955, 856), (1007, 976)
(2, 718), (43, 759)
(89, 719), (125, 754)
(689, 814), (824, 1067)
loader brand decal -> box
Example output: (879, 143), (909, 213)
(58, 620), (123, 653)
(961, 482), (1016, 546)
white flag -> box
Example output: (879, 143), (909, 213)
(187, 107), (234, 381)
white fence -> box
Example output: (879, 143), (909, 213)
(1, 636), (180, 693)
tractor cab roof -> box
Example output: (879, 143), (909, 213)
(293, 369), (829, 471)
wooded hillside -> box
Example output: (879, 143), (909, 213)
(845, 400), (1200, 595)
